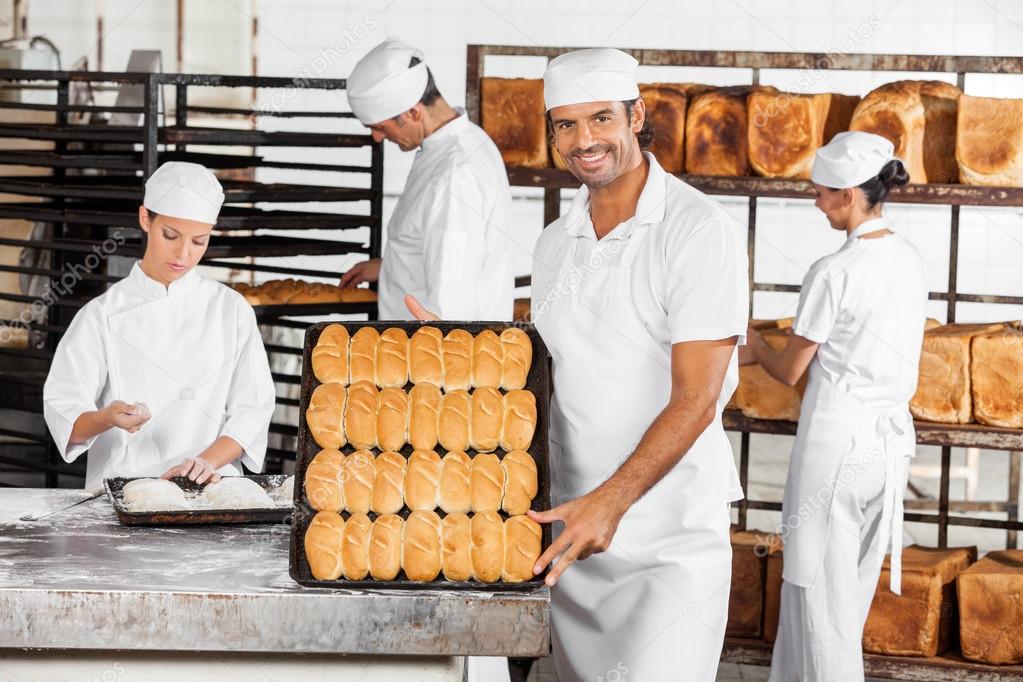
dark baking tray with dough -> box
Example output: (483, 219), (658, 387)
(105, 475), (294, 526)
(288, 320), (553, 591)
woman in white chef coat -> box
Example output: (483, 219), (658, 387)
(739, 132), (928, 681)
(43, 161), (276, 492)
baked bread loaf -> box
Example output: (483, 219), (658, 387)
(910, 323), (1004, 423)
(727, 528), (784, 638)
(502, 450), (538, 516)
(441, 512), (473, 581)
(470, 387), (503, 453)
(349, 327), (379, 385)
(311, 323), (350, 385)
(748, 91), (859, 179)
(304, 511), (345, 580)
(471, 510), (505, 583)
(409, 326), (444, 386)
(408, 383), (442, 450)
(501, 389), (537, 451)
(239, 279), (378, 306)
(442, 329), (473, 391)
(341, 449), (374, 514)
(471, 452), (505, 513)
(472, 330), (503, 388)
(376, 327), (409, 388)
(371, 450), (406, 515)
(638, 83), (689, 174)
(958, 549), (1023, 664)
(503, 515), (542, 583)
(403, 510), (443, 581)
(341, 512), (372, 580)
(481, 77), (549, 169)
(500, 327), (532, 390)
(306, 383), (347, 449)
(343, 380), (379, 450)
(439, 450), (472, 514)
(956, 95), (1023, 187)
(849, 80), (961, 184)
(686, 87), (753, 176)
(376, 386), (409, 452)
(970, 325), (1023, 427)
(404, 449), (442, 511)
(439, 389), (471, 452)
(304, 448), (345, 512)
(369, 513), (403, 581)
(736, 326), (806, 421)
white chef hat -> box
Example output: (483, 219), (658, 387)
(347, 37), (429, 125)
(543, 48), (640, 111)
(811, 131), (897, 189)
(143, 161), (224, 224)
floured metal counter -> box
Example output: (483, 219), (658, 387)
(0, 489), (550, 681)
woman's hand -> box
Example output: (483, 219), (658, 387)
(161, 456), (221, 485)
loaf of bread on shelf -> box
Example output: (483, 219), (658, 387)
(343, 380), (379, 450)
(376, 327), (409, 388)
(439, 450), (472, 514)
(304, 448), (345, 512)
(408, 383), (442, 450)
(500, 327), (532, 390)
(958, 549), (1023, 664)
(341, 512), (372, 580)
(637, 83), (689, 174)
(503, 515), (542, 583)
(371, 450), (406, 515)
(304, 511), (345, 580)
(747, 90), (859, 179)
(235, 279), (377, 306)
(470, 387), (503, 453)
(471, 452), (505, 513)
(438, 389), (471, 452)
(471, 510), (505, 583)
(970, 324), (1023, 427)
(349, 327), (379, 385)
(441, 512), (473, 581)
(409, 326), (444, 386)
(686, 86), (755, 176)
(501, 389), (537, 452)
(339, 287), (378, 303)
(956, 95), (1023, 187)
(910, 323), (1004, 424)
(368, 513), (403, 581)
(341, 449), (374, 514)
(472, 330), (503, 388)
(481, 77), (549, 169)
(849, 80), (961, 184)
(502, 450), (538, 516)
(404, 510), (443, 581)
(306, 383), (347, 449)
(376, 386), (409, 452)
(736, 326), (806, 421)
(311, 323), (350, 386)
(404, 449), (442, 511)
(442, 329), (474, 391)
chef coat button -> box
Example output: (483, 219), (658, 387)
(180, 387), (195, 400)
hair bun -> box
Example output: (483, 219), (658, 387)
(878, 159), (910, 190)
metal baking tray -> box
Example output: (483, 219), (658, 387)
(288, 321), (552, 591)
(104, 475), (294, 526)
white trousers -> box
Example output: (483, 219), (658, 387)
(467, 657), (509, 682)
(769, 454), (910, 682)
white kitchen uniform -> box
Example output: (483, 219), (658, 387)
(531, 153), (748, 682)
(377, 110), (513, 321)
(43, 262), (276, 492)
(769, 218), (927, 681)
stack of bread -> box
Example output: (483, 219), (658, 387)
(302, 324), (544, 584)
(230, 279), (377, 306)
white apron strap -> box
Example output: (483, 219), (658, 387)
(876, 414), (911, 594)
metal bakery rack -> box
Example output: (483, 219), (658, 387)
(467, 44), (1023, 680)
(0, 70), (382, 487)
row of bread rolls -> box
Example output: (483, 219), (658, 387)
(230, 279), (377, 306)
(304, 509), (542, 583)
(312, 324), (532, 391)
(305, 447), (538, 516)
(306, 381), (537, 453)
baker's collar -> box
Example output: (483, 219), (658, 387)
(128, 261), (201, 298)
(564, 152), (667, 240)
(848, 217), (891, 240)
(419, 107), (468, 152)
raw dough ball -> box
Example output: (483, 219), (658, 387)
(202, 477), (275, 509)
(122, 478), (190, 512)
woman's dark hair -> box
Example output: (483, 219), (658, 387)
(857, 159), (909, 208)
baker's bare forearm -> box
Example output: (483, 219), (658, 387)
(200, 436), (245, 469)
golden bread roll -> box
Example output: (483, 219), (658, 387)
(503, 515), (542, 583)
(304, 511), (345, 580)
(501, 450), (538, 516)
(441, 512), (473, 581)
(404, 449), (442, 511)
(501, 389), (537, 452)
(472, 330), (503, 388)
(349, 327), (379, 385)
(306, 383), (346, 450)
(471, 453), (505, 513)
(481, 77), (549, 168)
(369, 513), (404, 581)
(499, 327), (532, 390)
(408, 383), (442, 450)
(438, 389), (471, 452)
(376, 327), (410, 388)
(470, 387), (503, 452)
(471, 510), (504, 583)
(311, 323), (350, 385)
(343, 381), (378, 450)
(339, 287), (378, 303)
(439, 450), (472, 514)
(371, 450), (406, 514)
(409, 326), (444, 386)
(376, 386), (409, 452)
(341, 512), (372, 580)
(442, 329), (473, 391)
(289, 283), (343, 305)
(304, 448), (345, 511)
(341, 449), (374, 514)
(403, 510), (442, 581)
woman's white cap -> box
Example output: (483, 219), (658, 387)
(811, 131), (897, 189)
(143, 161), (224, 224)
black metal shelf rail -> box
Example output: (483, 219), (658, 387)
(0, 70), (384, 486)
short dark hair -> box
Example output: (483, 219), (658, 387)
(409, 56), (441, 107)
(545, 100), (654, 149)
